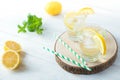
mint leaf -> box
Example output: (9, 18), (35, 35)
(18, 25), (26, 33)
(36, 28), (44, 34)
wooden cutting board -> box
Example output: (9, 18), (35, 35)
(54, 31), (118, 74)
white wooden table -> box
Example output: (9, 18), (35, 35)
(0, 0), (120, 80)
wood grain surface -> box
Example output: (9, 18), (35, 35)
(54, 31), (118, 74)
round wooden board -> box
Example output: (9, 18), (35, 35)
(54, 31), (118, 74)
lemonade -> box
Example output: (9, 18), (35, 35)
(64, 7), (107, 62)
(77, 26), (106, 62)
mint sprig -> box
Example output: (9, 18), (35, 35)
(18, 14), (43, 34)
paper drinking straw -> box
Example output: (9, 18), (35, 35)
(58, 38), (91, 71)
(43, 47), (91, 71)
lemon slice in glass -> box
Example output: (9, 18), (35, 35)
(80, 28), (107, 55)
(2, 50), (20, 70)
(78, 7), (94, 15)
(93, 33), (107, 55)
(64, 12), (77, 30)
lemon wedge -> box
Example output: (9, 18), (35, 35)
(2, 50), (20, 70)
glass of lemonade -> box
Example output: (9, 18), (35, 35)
(64, 8), (107, 62)
(68, 25), (106, 62)
(76, 26), (106, 62)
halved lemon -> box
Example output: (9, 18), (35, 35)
(78, 7), (94, 15)
(4, 41), (21, 52)
(2, 50), (20, 70)
(45, 1), (62, 16)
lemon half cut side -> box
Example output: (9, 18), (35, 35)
(4, 40), (22, 52)
(2, 50), (20, 70)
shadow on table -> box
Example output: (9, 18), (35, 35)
(14, 51), (27, 72)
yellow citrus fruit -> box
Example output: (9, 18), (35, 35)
(78, 7), (94, 15)
(4, 40), (21, 52)
(64, 12), (77, 30)
(93, 33), (106, 55)
(2, 50), (20, 70)
(45, 1), (62, 16)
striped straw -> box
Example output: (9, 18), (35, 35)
(43, 47), (91, 71)
(58, 38), (91, 71)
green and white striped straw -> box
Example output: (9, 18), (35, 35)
(58, 38), (91, 71)
(43, 47), (91, 71)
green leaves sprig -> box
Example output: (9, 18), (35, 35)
(18, 14), (44, 34)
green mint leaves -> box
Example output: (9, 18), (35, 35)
(18, 14), (43, 35)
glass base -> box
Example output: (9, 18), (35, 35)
(81, 53), (101, 62)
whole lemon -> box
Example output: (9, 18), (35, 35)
(45, 1), (62, 16)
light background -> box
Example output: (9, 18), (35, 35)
(0, 0), (120, 80)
